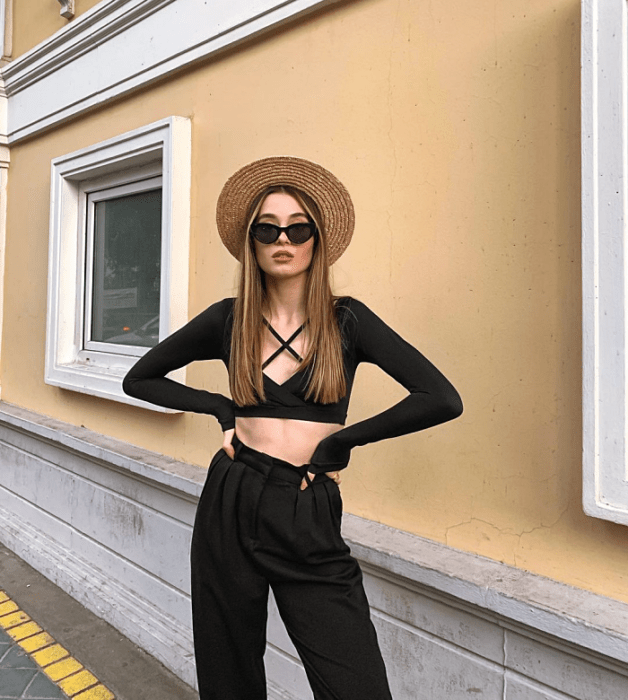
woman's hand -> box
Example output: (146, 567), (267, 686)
(300, 470), (341, 491)
(300, 433), (351, 490)
(222, 428), (235, 460)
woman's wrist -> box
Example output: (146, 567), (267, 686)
(216, 398), (236, 431)
(310, 432), (352, 473)
(219, 416), (236, 431)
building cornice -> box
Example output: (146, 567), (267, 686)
(1, 0), (340, 143)
(2, 0), (170, 93)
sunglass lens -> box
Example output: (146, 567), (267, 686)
(288, 224), (314, 244)
(252, 224), (278, 244)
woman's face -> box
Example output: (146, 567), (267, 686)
(252, 192), (316, 281)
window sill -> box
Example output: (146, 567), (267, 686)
(45, 359), (183, 413)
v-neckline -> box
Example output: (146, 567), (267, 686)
(262, 368), (305, 388)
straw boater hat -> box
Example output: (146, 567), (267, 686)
(216, 156), (355, 265)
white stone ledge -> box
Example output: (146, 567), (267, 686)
(343, 516), (628, 667)
(0, 401), (204, 499)
(1, 401), (627, 669)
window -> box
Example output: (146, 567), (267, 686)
(45, 117), (191, 409)
(85, 178), (162, 353)
(582, 0), (628, 524)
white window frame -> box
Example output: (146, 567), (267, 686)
(582, 0), (628, 524)
(45, 116), (191, 409)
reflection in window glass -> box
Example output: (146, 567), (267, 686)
(91, 188), (162, 347)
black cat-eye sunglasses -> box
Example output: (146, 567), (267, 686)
(250, 222), (317, 245)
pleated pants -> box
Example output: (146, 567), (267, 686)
(190, 435), (393, 700)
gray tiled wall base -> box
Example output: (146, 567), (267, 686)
(357, 567), (628, 700)
(265, 562), (628, 700)
(0, 403), (627, 700)
(503, 674), (575, 700)
(505, 631), (628, 700)
(372, 608), (504, 698)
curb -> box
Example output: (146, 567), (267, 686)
(0, 590), (115, 700)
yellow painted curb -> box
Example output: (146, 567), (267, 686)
(0, 600), (18, 616)
(18, 631), (55, 652)
(59, 669), (99, 695)
(0, 589), (116, 699)
(32, 642), (70, 666)
(8, 620), (42, 641)
(74, 686), (115, 700)
(45, 657), (83, 682)
(0, 609), (30, 629)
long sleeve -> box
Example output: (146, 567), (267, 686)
(122, 298), (236, 430)
(310, 299), (463, 472)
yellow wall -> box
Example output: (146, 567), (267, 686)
(12, 0), (102, 58)
(6, 0), (628, 604)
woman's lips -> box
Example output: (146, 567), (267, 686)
(272, 252), (293, 260)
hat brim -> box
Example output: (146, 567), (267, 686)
(216, 156), (355, 265)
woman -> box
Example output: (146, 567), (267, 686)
(123, 156), (462, 700)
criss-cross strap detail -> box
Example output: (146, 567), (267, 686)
(262, 318), (305, 369)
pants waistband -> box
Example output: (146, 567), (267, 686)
(232, 435), (322, 486)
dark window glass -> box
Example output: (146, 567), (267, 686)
(90, 188), (162, 347)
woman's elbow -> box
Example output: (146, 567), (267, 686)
(122, 374), (138, 398)
(448, 391), (464, 420)
(437, 386), (463, 423)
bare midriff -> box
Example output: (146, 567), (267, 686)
(235, 417), (343, 467)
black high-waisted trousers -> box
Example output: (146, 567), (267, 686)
(190, 435), (393, 700)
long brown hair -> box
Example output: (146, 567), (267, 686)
(229, 186), (346, 406)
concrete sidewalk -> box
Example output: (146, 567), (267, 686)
(0, 544), (198, 700)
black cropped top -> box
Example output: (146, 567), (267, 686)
(235, 313), (351, 425)
(122, 297), (463, 473)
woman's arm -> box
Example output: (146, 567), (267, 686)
(309, 298), (463, 473)
(122, 298), (236, 430)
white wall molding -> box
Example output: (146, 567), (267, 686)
(0, 0), (11, 62)
(1, 0), (341, 143)
(0, 0), (6, 59)
(1, 402), (628, 699)
(0, 75), (8, 403)
(582, 0), (628, 525)
(0, 78), (8, 153)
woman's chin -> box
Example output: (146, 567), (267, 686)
(264, 264), (308, 280)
